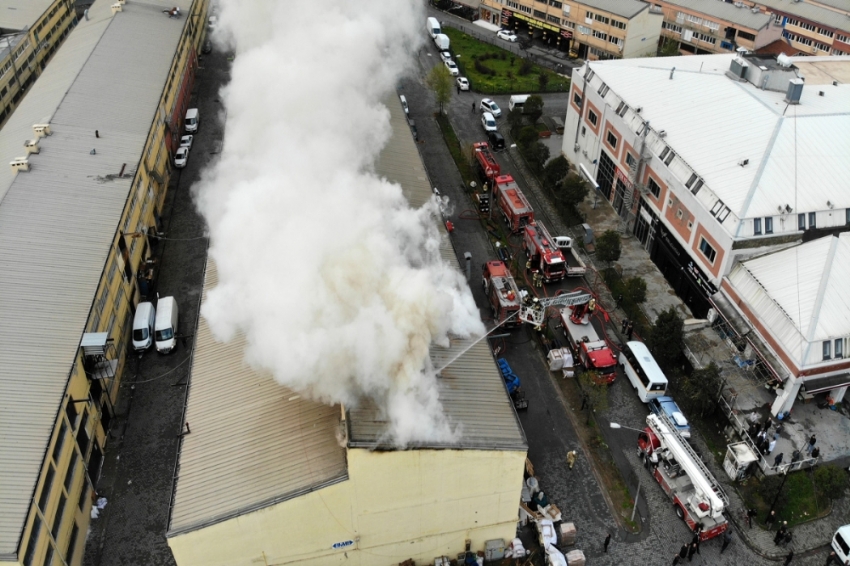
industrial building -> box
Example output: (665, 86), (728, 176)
(0, 0), (76, 128)
(0, 0), (207, 564)
(165, 97), (528, 566)
(745, 0), (850, 57)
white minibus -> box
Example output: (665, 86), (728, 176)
(619, 341), (668, 402)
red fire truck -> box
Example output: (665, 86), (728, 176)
(473, 141), (501, 182)
(493, 175), (534, 233)
(482, 260), (522, 327)
(523, 221), (566, 283)
(559, 301), (618, 383)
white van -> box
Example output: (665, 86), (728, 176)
(426, 17), (441, 39)
(132, 302), (155, 351)
(155, 296), (179, 354)
(399, 95), (409, 115)
(185, 108), (199, 133)
(833, 525), (850, 563)
(619, 341), (668, 402)
(509, 94), (530, 113)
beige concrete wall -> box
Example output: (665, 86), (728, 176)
(623, 10), (663, 58)
(168, 448), (527, 566)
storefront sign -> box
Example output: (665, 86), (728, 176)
(615, 168), (633, 191)
(501, 8), (512, 26)
(686, 260), (717, 296)
(511, 12), (560, 32)
(561, 30), (573, 39)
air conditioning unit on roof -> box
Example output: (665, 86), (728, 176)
(10, 157), (30, 173)
(111, 2), (122, 14)
(24, 139), (40, 154)
(32, 123), (51, 137)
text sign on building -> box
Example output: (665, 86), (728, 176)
(502, 8), (512, 26)
(332, 540), (355, 550)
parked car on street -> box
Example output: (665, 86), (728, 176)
(456, 77), (469, 91)
(481, 111), (497, 133)
(479, 98), (502, 118)
(174, 146), (189, 168)
(179, 135), (193, 150)
(497, 30), (518, 42)
(444, 60), (459, 76)
(649, 396), (691, 438)
(439, 51), (452, 63)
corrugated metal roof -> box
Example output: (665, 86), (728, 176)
(0, 0), (191, 555)
(582, 54), (850, 221)
(0, 0), (54, 30)
(725, 233), (850, 366)
(350, 97), (526, 450)
(580, 0), (651, 20)
(167, 260), (349, 535)
(755, 0), (850, 34)
(660, 0), (772, 29)
(807, 0), (850, 14)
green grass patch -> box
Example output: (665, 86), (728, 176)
(435, 112), (475, 187)
(738, 468), (830, 528)
(443, 28), (569, 94)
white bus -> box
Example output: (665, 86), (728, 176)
(619, 341), (668, 402)
(833, 525), (850, 563)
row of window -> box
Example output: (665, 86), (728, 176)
(783, 30), (831, 52)
(838, 33), (850, 44)
(823, 338), (845, 361)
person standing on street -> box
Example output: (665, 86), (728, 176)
(746, 508), (757, 528)
(812, 446), (821, 459)
(774, 452), (784, 467)
(721, 529), (733, 553)
(774, 522), (787, 544)
(672, 554), (682, 565)
(626, 321), (634, 340)
(621, 318), (629, 334)
(603, 533), (611, 553)
(456, 84), (460, 95)
(766, 510), (777, 528)
(471, 102), (475, 113)
(825, 551), (838, 565)
(691, 531), (701, 555)
(784, 549), (794, 565)
(687, 542), (698, 562)
(807, 434), (817, 455)
(679, 543), (689, 560)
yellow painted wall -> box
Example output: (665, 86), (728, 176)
(168, 447), (527, 566)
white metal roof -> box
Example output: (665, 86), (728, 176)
(580, 54), (850, 222)
(754, 0), (850, 34)
(661, 0), (772, 29)
(725, 233), (850, 366)
(0, 0), (191, 556)
(0, 0), (54, 31)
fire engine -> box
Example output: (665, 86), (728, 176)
(473, 141), (501, 182)
(637, 413), (729, 540)
(482, 260), (522, 328)
(522, 221), (566, 283)
(493, 175), (534, 233)
(559, 300), (617, 383)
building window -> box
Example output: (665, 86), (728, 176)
(798, 213), (806, 230)
(809, 212), (816, 228)
(754, 218), (762, 235)
(648, 177), (661, 198)
(838, 33), (850, 43)
(533, 9), (546, 19)
(593, 30), (609, 41)
(836, 339), (844, 359)
(578, 25), (591, 35)
(699, 237), (717, 263)
(65, 522), (79, 565)
(38, 464), (55, 512)
(676, 209), (684, 219)
(588, 109), (598, 126)
(615, 100), (627, 116)
(23, 514), (42, 566)
(626, 153), (637, 169)
(562, 4), (571, 15)
(52, 492), (67, 540)
(612, 19), (626, 30)
(606, 130), (618, 148)
(823, 340), (831, 360)
(597, 82), (609, 96)
(573, 91), (582, 107)
(52, 421), (67, 464)
(765, 217), (773, 234)
(595, 14), (610, 24)
(687, 220), (694, 230)
(737, 30), (756, 41)
(667, 197), (674, 208)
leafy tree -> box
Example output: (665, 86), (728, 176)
(507, 107), (524, 134)
(543, 156), (570, 190)
(596, 230), (621, 266)
(814, 465), (849, 501)
(622, 276), (647, 306)
(681, 362), (722, 417)
(516, 125), (539, 150)
(560, 173), (590, 207)
(646, 307), (684, 371)
(426, 64), (452, 114)
(538, 71), (550, 91)
(524, 95), (545, 124)
(523, 140), (550, 174)
(659, 38), (680, 57)
(578, 370), (609, 424)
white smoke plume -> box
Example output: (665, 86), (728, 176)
(193, 0), (484, 446)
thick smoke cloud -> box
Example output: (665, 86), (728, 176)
(193, 0), (484, 446)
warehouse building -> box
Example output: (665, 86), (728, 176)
(0, 0), (76, 128)
(165, 97), (528, 566)
(0, 0), (207, 564)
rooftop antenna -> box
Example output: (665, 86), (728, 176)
(669, 67), (676, 80)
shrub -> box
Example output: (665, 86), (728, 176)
(596, 230), (621, 266)
(519, 59), (534, 76)
(646, 307), (684, 371)
(622, 276), (647, 306)
(814, 465), (849, 501)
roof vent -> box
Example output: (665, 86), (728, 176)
(727, 57), (749, 81)
(111, 2), (122, 14)
(751, 7), (760, 13)
(24, 139), (40, 154)
(10, 157), (30, 173)
(32, 123), (51, 137)
(658, 130), (667, 138)
(785, 78), (804, 104)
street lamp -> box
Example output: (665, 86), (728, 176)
(610, 422), (644, 433)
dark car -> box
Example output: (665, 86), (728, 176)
(487, 131), (505, 152)
(202, 40), (212, 54)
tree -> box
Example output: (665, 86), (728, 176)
(507, 107), (524, 134)
(578, 370), (609, 424)
(814, 465), (849, 501)
(560, 173), (590, 207)
(646, 307), (684, 371)
(681, 362), (722, 417)
(426, 64), (452, 114)
(524, 95), (544, 124)
(538, 71), (550, 91)
(543, 156), (570, 190)
(523, 140), (550, 174)
(596, 230), (621, 266)
(659, 38), (680, 57)
(622, 276), (647, 306)
(516, 125), (539, 150)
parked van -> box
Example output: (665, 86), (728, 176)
(833, 525), (850, 563)
(508, 94), (530, 113)
(619, 341), (668, 402)
(155, 296), (179, 354)
(132, 302), (156, 351)
(434, 33), (450, 51)
(399, 94), (409, 115)
(426, 17), (441, 39)
(185, 108), (199, 133)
